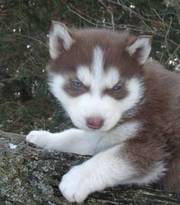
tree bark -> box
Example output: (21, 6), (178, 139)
(0, 130), (179, 205)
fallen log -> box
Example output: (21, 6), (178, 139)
(0, 130), (179, 205)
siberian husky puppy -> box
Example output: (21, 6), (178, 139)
(26, 21), (180, 203)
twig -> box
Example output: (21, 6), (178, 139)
(98, 0), (115, 30)
(14, 33), (48, 48)
(160, 17), (173, 62)
(108, 0), (154, 32)
(166, 44), (180, 65)
(67, 5), (99, 27)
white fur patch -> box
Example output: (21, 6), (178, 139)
(127, 36), (151, 64)
(92, 47), (104, 82)
(96, 121), (142, 152)
(105, 68), (120, 88)
(48, 73), (67, 105)
(118, 78), (144, 115)
(26, 128), (100, 155)
(59, 144), (136, 203)
(77, 66), (92, 86)
(26, 120), (141, 156)
(91, 46), (104, 95)
(49, 22), (74, 59)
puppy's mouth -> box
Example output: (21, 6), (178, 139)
(85, 121), (117, 132)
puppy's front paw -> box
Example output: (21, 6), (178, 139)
(26, 130), (51, 148)
(59, 165), (92, 203)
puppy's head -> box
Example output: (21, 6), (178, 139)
(48, 21), (151, 131)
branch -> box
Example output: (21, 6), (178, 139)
(0, 130), (179, 204)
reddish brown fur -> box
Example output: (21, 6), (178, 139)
(49, 28), (142, 78)
(48, 28), (180, 192)
(125, 61), (180, 192)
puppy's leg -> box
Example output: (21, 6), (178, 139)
(59, 143), (166, 203)
(26, 128), (101, 155)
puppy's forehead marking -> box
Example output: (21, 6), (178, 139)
(91, 46), (106, 95)
(76, 46), (121, 94)
(92, 46), (104, 81)
(91, 47), (120, 92)
(76, 46), (104, 90)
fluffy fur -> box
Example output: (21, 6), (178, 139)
(26, 21), (180, 203)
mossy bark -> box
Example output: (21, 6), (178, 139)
(0, 130), (179, 205)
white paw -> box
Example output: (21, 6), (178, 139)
(26, 130), (51, 148)
(59, 165), (92, 203)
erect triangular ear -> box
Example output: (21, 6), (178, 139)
(49, 21), (74, 59)
(126, 35), (152, 65)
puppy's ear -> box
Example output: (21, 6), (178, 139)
(126, 36), (152, 65)
(49, 21), (75, 59)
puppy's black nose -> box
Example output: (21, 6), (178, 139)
(86, 117), (104, 129)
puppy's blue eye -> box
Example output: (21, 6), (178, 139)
(112, 82), (122, 91)
(72, 79), (83, 89)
